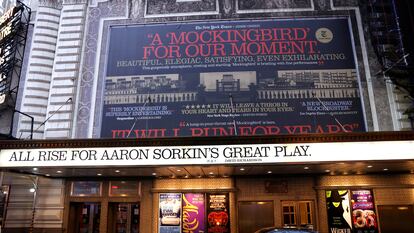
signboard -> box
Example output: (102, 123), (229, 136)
(0, 5), (25, 105)
(351, 190), (378, 233)
(159, 193), (182, 233)
(0, 2), (30, 136)
(182, 193), (205, 233)
(102, 17), (366, 138)
(0, 140), (414, 168)
(326, 190), (352, 233)
(207, 193), (230, 233)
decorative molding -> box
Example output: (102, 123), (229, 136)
(144, 0), (219, 18)
(88, 0), (109, 7)
(63, 0), (88, 4)
(39, 0), (63, 9)
(236, 0), (314, 13)
(74, 0), (128, 138)
(331, 0), (358, 8)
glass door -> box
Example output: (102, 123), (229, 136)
(68, 202), (101, 233)
(108, 203), (140, 233)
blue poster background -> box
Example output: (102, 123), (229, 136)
(101, 17), (366, 138)
(159, 193), (182, 233)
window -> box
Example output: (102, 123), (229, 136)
(281, 201), (314, 229)
(109, 181), (140, 197)
(71, 181), (102, 197)
(282, 201), (296, 226)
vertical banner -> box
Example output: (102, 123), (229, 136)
(102, 17), (367, 139)
(182, 193), (206, 233)
(326, 190), (353, 233)
(159, 193), (182, 233)
(207, 193), (230, 233)
(351, 190), (378, 233)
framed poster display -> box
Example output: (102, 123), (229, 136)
(159, 193), (182, 233)
(207, 193), (230, 233)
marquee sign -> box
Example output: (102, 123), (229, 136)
(0, 1), (30, 136)
(0, 4), (29, 105)
(0, 140), (413, 167)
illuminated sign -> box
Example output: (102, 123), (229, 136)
(0, 3), (29, 108)
(0, 140), (413, 167)
(102, 17), (366, 139)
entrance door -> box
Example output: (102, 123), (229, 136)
(68, 203), (101, 233)
(378, 205), (414, 233)
(238, 201), (274, 233)
(107, 203), (140, 233)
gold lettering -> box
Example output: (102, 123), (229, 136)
(0, 7), (15, 25)
(0, 25), (12, 41)
(182, 195), (200, 233)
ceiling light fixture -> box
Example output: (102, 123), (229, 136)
(304, 167), (309, 170)
(97, 173), (102, 176)
(240, 168), (245, 171)
(383, 168), (389, 171)
(267, 171), (272, 174)
(56, 170), (62, 174)
(115, 170), (120, 173)
(367, 165), (373, 168)
(33, 168), (38, 171)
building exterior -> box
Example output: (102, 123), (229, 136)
(0, 1), (413, 233)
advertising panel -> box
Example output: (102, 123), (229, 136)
(182, 193), (205, 233)
(207, 193), (230, 233)
(102, 17), (366, 138)
(159, 193), (182, 233)
(351, 190), (378, 233)
(326, 190), (353, 233)
(0, 2), (30, 136)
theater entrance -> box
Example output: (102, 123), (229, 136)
(107, 203), (140, 233)
(68, 203), (101, 233)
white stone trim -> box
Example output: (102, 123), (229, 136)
(87, 1), (129, 137)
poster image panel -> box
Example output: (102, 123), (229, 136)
(351, 190), (378, 233)
(326, 190), (352, 233)
(159, 193), (182, 233)
(207, 193), (230, 233)
(101, 17), (366, 139)
(182, 193), (206, 233)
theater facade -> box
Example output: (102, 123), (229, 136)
(0, 0), (414, 233)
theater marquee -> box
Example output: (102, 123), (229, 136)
(0, 140), (413, 168)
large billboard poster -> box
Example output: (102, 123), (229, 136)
(159, 193), (182, 233)
(326, 190), (353, 233)
(350, 190), (378, 233)
(102, 17), (366, 138)
(182, 193), (205, 233)
(207, 193), (230, 233)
